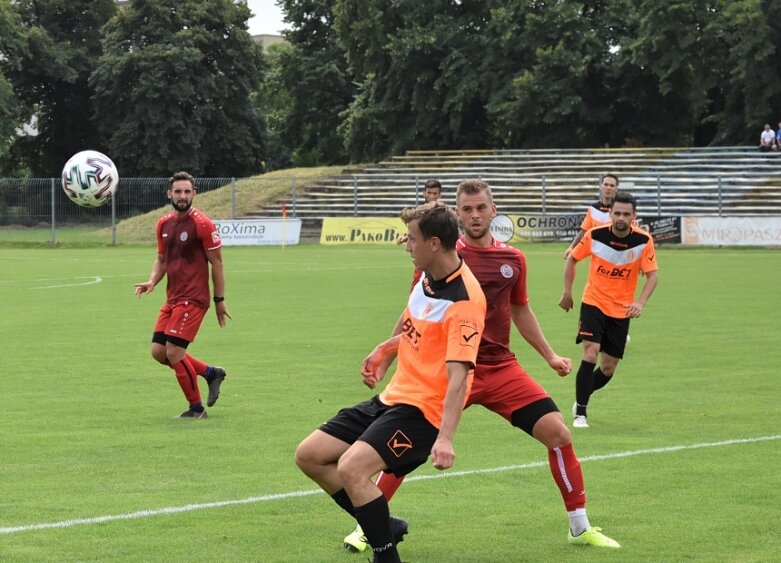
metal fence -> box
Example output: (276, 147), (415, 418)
(0, 177), (298, 245)
(2, 169), (780, 244)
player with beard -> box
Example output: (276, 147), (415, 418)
(342, 179), (620, 552)
(134, 171), (230, 418)
(559, 191), (658, 428)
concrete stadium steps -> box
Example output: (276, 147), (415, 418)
(247, 147), (781, 219)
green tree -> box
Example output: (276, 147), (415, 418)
(0, 0), (26, 173)
(92, 0), (265, 177)
(268, 0), (352, 166)
(711, 0), (781, 144)
(335, 0), (493, 161)
(8, 0), (116, 176)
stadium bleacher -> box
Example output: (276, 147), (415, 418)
(251, 147), (781, 221)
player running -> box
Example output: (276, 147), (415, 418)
(559, 190), (659, 428)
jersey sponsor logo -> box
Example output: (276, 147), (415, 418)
(179, 231), (189, 242)
(401, 317), (421, 347)
(387, 430), (413, 458)
(597, 264), (631, 278)
(162, 233), (169, 238)
(211, 231), (221, 243)
(500, 264), (514, 279)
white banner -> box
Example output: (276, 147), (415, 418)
(682, 217), (781, 246)
(214, 219), (302, 246)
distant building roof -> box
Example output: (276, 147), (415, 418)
(254, 34), (286, 52)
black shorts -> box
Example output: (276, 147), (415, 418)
(319, 396), (439, 477)
(576, 303), (630, 359)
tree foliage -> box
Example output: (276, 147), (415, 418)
(266, 0), (353, 166)
(0, 0), (26, 172)
(92, 0), (265, 177)
(8, 0), (116, 176)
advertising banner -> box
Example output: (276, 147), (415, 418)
(321, 217), (406, 245)
(214, 219), (302, 246)
(682, 217), (781, 246)
(636, 216), (682, 244)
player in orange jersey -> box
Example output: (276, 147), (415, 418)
(559, 191), (659, 428)
(563, 173), (620, 260)
(134, 171), (230, 419)
(295, 201), (486, 563)
(343, 179), (621, 553)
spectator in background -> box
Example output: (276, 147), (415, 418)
(775, 122), (781, 151)
(759, 124), (775, 152)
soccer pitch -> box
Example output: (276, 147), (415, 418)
(1, 243), (779, 562)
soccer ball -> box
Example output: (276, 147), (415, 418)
(61, 150), (119, 208)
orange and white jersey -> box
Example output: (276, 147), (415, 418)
(380, 260), (486, 429)
(572, 224), (658, 318)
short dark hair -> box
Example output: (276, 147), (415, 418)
(455, 178), (493, 203)
(424, 179), (442, 191)
(168, 171), (195, 189)
(613, 190), (637, 210)
(400, 201), (459, 250)
(601, 173), (619, 185)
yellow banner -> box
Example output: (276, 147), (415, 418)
(321, 217), (406, 245)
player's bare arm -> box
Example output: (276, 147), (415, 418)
(134, 253), (166, 297)
(206, 247), (231, 325)
(625, 270), (658, 318)
(511, 303), (572, 376)
(430, 361), (470, 470)
(563, 229), (586, 259)
(559, 256), (577, 311)
(360, 334), (401, 389)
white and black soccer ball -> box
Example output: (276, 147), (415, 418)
(61, 150), (119, 208)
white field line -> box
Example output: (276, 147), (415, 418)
(30, 276), (103, 290)
(1, 434), (778, 535)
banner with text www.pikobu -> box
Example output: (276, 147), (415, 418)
(321, 218), (406, 245)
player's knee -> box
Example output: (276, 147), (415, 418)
(151, 347), (168, 364)
(533, 413), (572, 448)
(336, 453), (372, 486)
(294, 440), (318, 475)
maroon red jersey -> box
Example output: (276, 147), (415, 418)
(156, 207), (222, 308)
(456, 237), (528, 364)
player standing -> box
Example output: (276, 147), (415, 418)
(559, 191), (659, 428)
(343, 179), (620, 553)
(134, 171), (230, 418)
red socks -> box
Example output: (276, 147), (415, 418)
(548, 443), (587, 511)
(172, 357), (201, 405)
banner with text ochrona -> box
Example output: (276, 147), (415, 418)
(214, 219), (302, 246)
(490, 214), (683, 244)
(321, 218), (406, 244)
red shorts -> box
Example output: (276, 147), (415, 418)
(153, 301), (208, 344)
(465, 359), (551, 422)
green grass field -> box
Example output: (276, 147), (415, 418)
(1, 243), (779, 562)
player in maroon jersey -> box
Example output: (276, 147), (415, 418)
(343, 179), (619, 552)
(134, 171), (231, 419)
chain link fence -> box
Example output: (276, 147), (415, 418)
(0, 177), (298, 245)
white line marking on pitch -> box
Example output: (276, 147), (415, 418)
(0, 434), (778, 535)
(29, 276), (103, 290)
